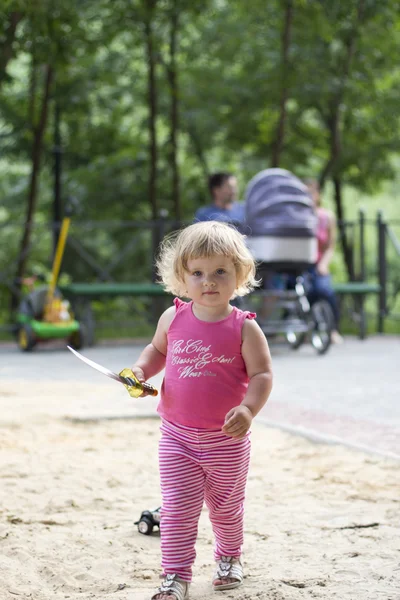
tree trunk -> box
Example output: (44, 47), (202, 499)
(187, 125), (209, 182)
(319, 109), (341, 190)
(144, 2), (158, 221)
(271, 0), (293, 167)
(167, 1), (180, 221)
(332, 176), (355, 281)
(28, 52), (37, 126)
(319, 0), (365, 189)
(318, 1), (366, 278)
(12, 64), (54, 311)
(0, 12), (23, 87)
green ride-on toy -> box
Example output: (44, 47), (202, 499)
(16, 211), (86, 352)
(16, 286), (86, 352)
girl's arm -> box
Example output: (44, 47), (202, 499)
(222, 319), (273, 438)
(240, 319), (273, 416)
(318, 209), (337, 275)
(131, 305), (175, 385)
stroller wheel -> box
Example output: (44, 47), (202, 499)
(310, 300), (334, 355)
(286, 330), (306, 350)
(285, 301), (308, 350)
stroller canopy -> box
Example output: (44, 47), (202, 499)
(245, 168), (317, 238)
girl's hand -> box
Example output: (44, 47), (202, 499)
(317, 262), (329, 276)
(130, 366), (151, 397)
(222, 405), (253, 438)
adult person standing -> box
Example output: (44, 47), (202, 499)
(195, 173), (245, 307)
(194, 172), (245, 226)
(305, 179), (343, 344)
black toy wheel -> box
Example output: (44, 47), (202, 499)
(310, 300), (334, 355)
(18, 324), (36, 352)
(68, 323), (87, 350)
(138, 516), (154, 535)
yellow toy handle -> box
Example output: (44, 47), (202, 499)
(44, 216), (71, 320)
(119, 368), (158, 398)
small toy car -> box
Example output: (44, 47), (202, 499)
(135, 507), (161, 535)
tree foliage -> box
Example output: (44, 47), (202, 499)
(0, 0), (399, 310)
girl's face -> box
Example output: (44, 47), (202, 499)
(183, 255), (238, 308)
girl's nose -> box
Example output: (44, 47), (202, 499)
(203, 277), (216, 287)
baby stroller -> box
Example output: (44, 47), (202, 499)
(243, 168), (334, 355)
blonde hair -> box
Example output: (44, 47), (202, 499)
(157, 221), (258, 298)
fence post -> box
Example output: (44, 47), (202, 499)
(358, 208), (366, 281)
(377, 211), (387, 334)
(358, 209), (366, 338)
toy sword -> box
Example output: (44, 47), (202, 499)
(67, 346), (158, 398)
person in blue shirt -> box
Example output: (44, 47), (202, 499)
(194, 172), (245, 226)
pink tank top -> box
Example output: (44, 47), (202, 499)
(157, 298), (256, 429)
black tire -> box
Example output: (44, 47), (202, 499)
(286, 330), (307, 350)
(285, 303), (308, 350)
(138, 516), (153, 535)
(310, 300), (334, 355)
(68, 323), (87, 350)
(18, 324), (36, 352)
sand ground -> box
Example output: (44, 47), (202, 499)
(1, 374), (399, 600)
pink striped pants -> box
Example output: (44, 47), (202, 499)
(159, 419), (251, 582)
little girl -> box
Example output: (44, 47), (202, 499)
(131, 221), (273, 600)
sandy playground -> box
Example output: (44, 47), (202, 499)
(0, 364), (399, 600)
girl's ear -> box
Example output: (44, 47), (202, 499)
(235, 268), (244, 289)
(177, 277), (188, 298)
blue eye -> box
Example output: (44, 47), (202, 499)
(216, 269), (226, 275)
(193, 271), (202, 277)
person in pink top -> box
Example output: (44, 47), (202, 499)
(305, 179), (343, 344)
(131, 221), (273, 600)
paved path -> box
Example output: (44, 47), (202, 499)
(1, 336), (399, 460)
(257, 338), (400, 460)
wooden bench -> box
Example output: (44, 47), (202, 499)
(60, 282), (169, 298)
(59, 280), (381, 343)
(59, 282), (171, 345)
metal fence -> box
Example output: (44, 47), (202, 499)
(334, 210), (400, 333)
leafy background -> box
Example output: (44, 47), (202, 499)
(1, 0), (399, 336)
